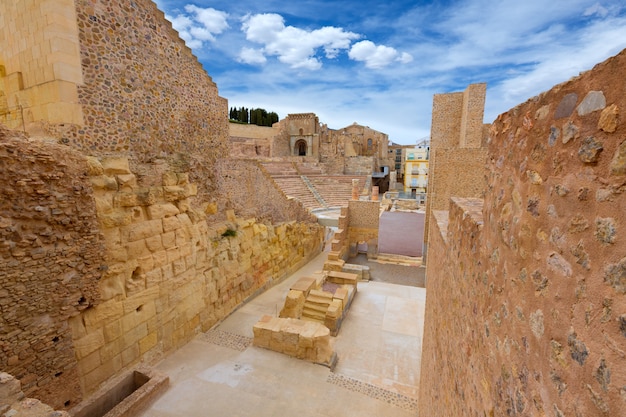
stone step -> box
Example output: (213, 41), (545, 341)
(302, 308), (326, 321)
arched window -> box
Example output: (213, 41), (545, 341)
(367, 138), (373, 149)
(295, 139), (307, 156)
(299, 128), (304, 135)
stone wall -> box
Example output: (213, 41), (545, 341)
(0, 0), (84, 129)
(212, 159), (317, 224)
(71, 156), (323, 396)
(424, 83), (488, 262)
(229, 123), (276, 158)
(1, 0), (229, 166)
(0, 130), (105, 408)
(344, 156), (375, 175)
(420, 49), (626, 416)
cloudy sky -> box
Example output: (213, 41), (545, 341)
(153, 0), (626, 144)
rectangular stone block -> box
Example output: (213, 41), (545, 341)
(147, 203), (180, 220)
(122, 287), (160, 314)
(83, 300), (124, 329)
(74, 329), (105, 360)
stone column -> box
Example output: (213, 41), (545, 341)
(351, 179), (359, 200)
(372, 186), (379, 201)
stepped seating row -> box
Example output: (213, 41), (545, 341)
(272, 177), (322, 210)
(308, 175), (368, 208)
(261, 161), (298, 176)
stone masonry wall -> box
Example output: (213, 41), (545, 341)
(420, 49), (626, 416)
(0, 129), (105, 409)
(49, 0), (229, 165)
(0, 0), (84, 130)
(71, 156), (323, 396)
(424, 83), (488, 262)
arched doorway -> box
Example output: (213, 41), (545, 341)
(295, 139), (307, 156)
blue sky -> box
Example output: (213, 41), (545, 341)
(153, 0), (626, 144)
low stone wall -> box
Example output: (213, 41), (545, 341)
(252, 315), (335, 367)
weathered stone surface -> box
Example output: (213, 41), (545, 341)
(554, 93), (578, 119)
(562, 121), (579, 144)
(576, 90), (606, 115)
(578, 136), (603, 163)
(568, 332), (589, 366)
(598, 103), (619, 133)
(595, 217), (616, 244)
(610, 139), (626, 175)
(604, 257), (626, 293)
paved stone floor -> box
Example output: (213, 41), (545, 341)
(348, 254), (426, 287)
(139, 249), (425, 417)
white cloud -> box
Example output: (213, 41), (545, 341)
(584, 2), (609, 17)
(348, 40), (412, 69)
(166, 5), (229, 49)
(238, 47), (267, 65)
(240, 13), (360, 70)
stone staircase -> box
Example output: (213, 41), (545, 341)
(301, 289), (334, 323)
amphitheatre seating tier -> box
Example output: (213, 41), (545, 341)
(262, 160), (369, 210)
(272, 176), (322, 210)
(307, 175), (368, 208)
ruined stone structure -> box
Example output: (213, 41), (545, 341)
(420, 51), (626, 416)
(229, 113), (392, 176)
(423, 83), (489, 262)
(0, 0), (323, 410)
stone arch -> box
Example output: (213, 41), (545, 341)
(295, 139), (307, 156)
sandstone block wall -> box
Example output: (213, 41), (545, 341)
(420, 49), (626, 416)
(0, 131), (105, 408)
(0, 0), (84, 129)
(72, 156), (323, 395)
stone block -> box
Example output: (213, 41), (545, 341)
(116, 174), (137, 191)
(122, 219), (163, 242)
(279, 290), (306, 319)
(326, 270), (358, 286)
(139, 332), (158, 355)
(0, 373), (24, 408)
(290, 276), (317, 294)
(74, 329), (105, 360)
(147, 203), (180, 220)
(90, 175), (118, 191)
(83, 299), (124, 329)
(323, 259), (345, 272)
(162, 216), (182, 232)
(122, 287), (160, 314)
(101, 157), (131, 175)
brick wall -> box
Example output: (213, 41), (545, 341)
(420, 49), (626, 416)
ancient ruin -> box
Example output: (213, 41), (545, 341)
(1, 0), (625, 416)
(0, 0), (324, 412)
